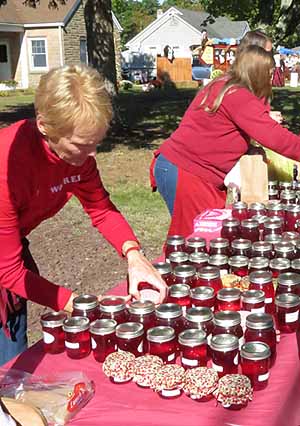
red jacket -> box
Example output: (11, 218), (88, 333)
(0, 119), (137, 312)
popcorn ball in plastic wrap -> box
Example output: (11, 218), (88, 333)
(150, 364), (185, 399)
(214, 374), (253, 409)
(183, 367), (219, 402)
(102, 351), (135, 383)
(133, 355), (163, 388)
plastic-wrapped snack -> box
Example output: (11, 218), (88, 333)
(183, 367), (219, 402)
(214, 374), (253, 409)
(222, 274), (241, 289)
(150, 364), (185, 399)
(102, 351), (135, 383)
(239, 276), (250, 292)
(133, 355), (163, 388)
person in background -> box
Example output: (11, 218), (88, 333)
(151, 45), (300, 239)
(0, 65), (167, 366)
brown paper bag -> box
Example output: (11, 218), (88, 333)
(240, 155), (268, 204)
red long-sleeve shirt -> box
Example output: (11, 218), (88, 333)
(0, 119), (137, 311)
(159, 79), (300, 188)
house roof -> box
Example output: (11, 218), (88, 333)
(0, 0), (80, 25)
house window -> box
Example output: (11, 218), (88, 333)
(30, 38), (48, 70)
(80, 38), (88, 64)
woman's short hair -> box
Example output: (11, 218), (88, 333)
(237, 29), (272, 55)
(34, 65), (113, 141)
(201, 45), (275, 112)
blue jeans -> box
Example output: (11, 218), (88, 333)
(154, 154), (178, 215)
(0, 303), (27, 366)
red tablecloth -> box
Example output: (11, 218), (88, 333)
(3, 277), (300, 426)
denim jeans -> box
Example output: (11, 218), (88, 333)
(154, 154), (178, 215)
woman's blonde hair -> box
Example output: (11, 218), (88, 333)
(200, 45), (275, 113)
(35, 65), (113, 141)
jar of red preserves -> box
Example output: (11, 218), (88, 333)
(209, 238), (230, 256)
(173, 265), (197, 288)
(249, 271), (274, 314)
(63, 316), (91, 359)
(153, 262), (173, 286)
(212, 311), (244, 349)
(263, 217), (284, 239)
(167, 284), (191, 313)
(269, 258), (290, 279)
(279, 181), (292, 191)
(155, 303), (184, 335)
(231, 238), (252, 257)
(190, 286), (215, 310)
(116, 322), (144, 357)
(276, 272), (300, 296)
(266, 202), (285, 220)
(197, 266), (223, 292)
(40, 311), (67, 354)
(189, 252), (209, 272)
(169, 251), (189, 269)
(165, 235), (186, 260)
(291, 259), (300, 274)
(208, 255), (229, 277)
(240, 341), (271, 390)
(274, 241), (296, 260)
(251, 241), (273, 259)
(268, 180), (278, 191)
(178, 329), (207, 368)
(185, 306), (214, 336)
(128, 300), (156, 332)
(285, 204), (300, 231)
(241, 290), (265, 313)
(90, 318), (117, 362)
(99, 296), (128, 324)
(232, 201), (248, 222)
(268, 189), (279, 200)
(221, 218), (240, 243)
(216, 288), (241, 312)
(147, 326), (177, 363)
(185, 236), (207, 254)
(72, 294), (99, 322)
(240, 219), (260, 242)
(228, 255), (249, 277)
(248, 202), (267, 218)
(210, 334), (239, 377)
(275, 293), (300, 333)
(280, 189), (296, 205)
(244, 313), (276, 367)
(248, 257), (269, 274)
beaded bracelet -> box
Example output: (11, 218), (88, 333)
(124, 245), (141, 258)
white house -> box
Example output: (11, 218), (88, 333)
(122, 7), (250, 74)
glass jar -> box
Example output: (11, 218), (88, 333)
(279, 181), (292, 191)
(249, 271), (275, 314)
(231, 238), (252, 257)
(208, 255), (229, 277)
(185, 236), (207, 254)
(72, 294), (99, 323)
(63, 316), (91, 359)
(232, 201), (248, 222)
(268, 180), (278, 191)
(116, 322), (144, 357)
(209, 238), (230, 256)
(147, 326), (177, 363)
(276, 272), (300, 296)
(190, 286), (215, 310)
(153, 262), (173, 286)
(99, 296), (128, 324)
(296, 240), (300, 257)
(244, 313), (276, 367)
(291, 259), (300, 274)
(248, 202), (267, 218)
(282, 231), (300, 245)
(251, 241), (273, 259)
(128, 300), (156, 332)
(220, 218), (240, 243)
(266, 202), (285, 220)
(269, 258), (290, 279)
(285, 204), (300, 231)
(165, 235), (186, 260)
(280, 190), (296, 205)
(185, 307), (214, 336)
(212, 311), (244, 349)
(264, 234), (283, 257)
(90, 318), (117, 363)
(197, 266), (223, 292)
(167, 284), (191, 313)
(274, 241), (296, 260)
(216, 288), (241, 312)
(248, 257), (269, 274)
(268, 189), (279, 201)
(155, 303), (184, 335)
(252, 214), (269, 233)
(40, 311), (67, 354)
(263, 217), (284, 238)
(275, 293), (300, 333)
(169, 251), (189, 269)
(240, 341), (271, 390)
(241, 290), (265, 313)
(173, 265), (197, 288)
(188, 252), (209, 273)
(178, 329), (207, 368)
(228, 255), (249, 277)
(210, 334), (239, 377)
(240, 219), (260, 242)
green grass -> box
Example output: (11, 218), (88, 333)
(0, 92), (34, 110)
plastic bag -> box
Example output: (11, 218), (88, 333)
(0, 369), (95, 425)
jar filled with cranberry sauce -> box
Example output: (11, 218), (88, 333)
(274, 241), (296, 261)
(169, 251), (189, 269)
(249, 271), (274, 314)
(266, 202), (285, 220)
(72, 294), (99, 323)
(63, 316), (91, 359)
(228, 256), (249, 277)
(210, 334), (239, 377)
(116, 322), (144, 357)
(280, 189), (296, 205)
(99, 296), (128, 324)
(167, 284), (191, 314)
(231, 239), (252, 257)
(216, 288), (241, 312)
(220, 218), (240, 243)
(208, 255), (229, 277)
(279, 181), (292, 191)
(276, 272), (300, 297)
(269, 258), (290, 279)
(240, 341), (271, 391)
(268, 180), (278, 191)
(153, 262), (173, 286)
(241, 290), (265, 313)
(179, 329), (207, 368)
(268, 189), (279, 201)
(240, 219), (260, 243)
(190, 286), (215, 310)
(248, 257), (269, 274)
(189, 252), (209, 273)
(41, 311), (67, 354)
(232, 201), (248, 222)
(128, 300), (156, 332)
(248, 202), (267, 218)
(209, 238), (230, 256)
(147, 326), (177, 363)
(155, 303), (184, 336)
(251, 241), (273, 259)
(212, 311), (244, 349)
(165, 235), (186, 260)
(185, 236), (207, 254)
(184, 306), (214, 336)
(197, 266), (223, 292)
(263, 218), (284, 239)
(90, 318), (117, 363)
(285, 204), (300, 232)
(275, 293), (300, 333)
(173, 265), (197, 288)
